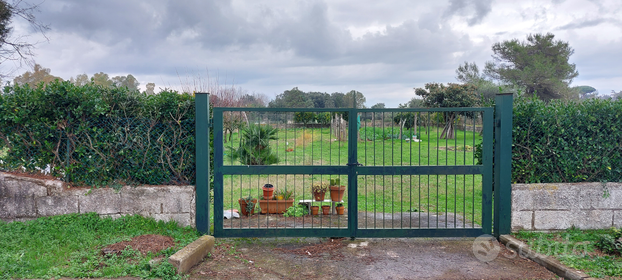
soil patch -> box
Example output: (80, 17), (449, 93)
(101, 234), (174, 256)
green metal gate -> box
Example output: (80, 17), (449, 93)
(195, 93), (513, 238)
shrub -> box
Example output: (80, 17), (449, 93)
(0, 81), (209, 187)
(476, 95), (622, 183)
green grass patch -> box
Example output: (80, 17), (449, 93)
(513, 227), (622, 278)
(0, 213), (200, 279)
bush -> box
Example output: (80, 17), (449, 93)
(597, 228), (622, 255)
(0, 81), (208, 187)
(475, 95), (622, 183)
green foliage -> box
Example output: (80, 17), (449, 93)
(282, 204), (308, 217)
(0, 213), (198, 279)
(597, 228), (622, 255)
(293, 111), (317, 124)
(415, 82), (478, 139)
(511, 96), (622, 183)
(0, 81), (204, 187)
(484, 33), (578, 101)
(228, 124), (279, 165)
(475, 95), (622, 183)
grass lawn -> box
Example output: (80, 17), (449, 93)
(220, 126), (485, 226)
(513, 228), (622, 278)
(0, 213), (200, 279)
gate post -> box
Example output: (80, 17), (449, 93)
(195, 92), (211, 234)
(494, 93), (513, 236)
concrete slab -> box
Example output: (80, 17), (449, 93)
(169, 235), (215, 274)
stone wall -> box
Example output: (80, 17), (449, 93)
(512, 183), (622, 231)
(0, 172), (195, 227)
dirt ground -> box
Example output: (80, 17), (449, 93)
(188, 237), (560, 280)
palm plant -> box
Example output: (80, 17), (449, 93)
(229, 124), (279, 165)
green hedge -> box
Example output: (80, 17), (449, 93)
(0, 80), (211, 187)
(512, 96), (622, 183)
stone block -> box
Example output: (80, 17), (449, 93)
(0, 177), (47, 198)
(511, 186), (534, 211)
(594, 184), (622, 209)
(154, 213), (192, 227)
(169, 235), (215, 274)
(534, 210), (614, 230)
(36, 195), (79, 216)
(80, 188), (121, 214)
(614, 211), (622, 228)
(120, 186), (162, 214)
(0, 196), (37, 218)
(534, 211), (572, 230)
(161, 187), (194, 213)
(529, 184), (579, 210)
(511, 211), (533, 231)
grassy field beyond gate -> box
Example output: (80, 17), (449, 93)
(220, 125), (484, 228)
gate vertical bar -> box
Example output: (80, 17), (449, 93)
(494, 93), (513, 236)
(481, 109), (494, 235)
(195, 92), (210, 234)
(348, 93), (358, 238)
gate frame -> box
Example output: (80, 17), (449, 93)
(195, 93), (514, 237)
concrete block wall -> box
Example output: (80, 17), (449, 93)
(512, 183), (622, 231)
(0, 172), (195, 227)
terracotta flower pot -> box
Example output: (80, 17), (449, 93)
(321, 205), (331, 215)
(329, 185), (346, 202)
(258, 199), (294, 214)
(238, 198), (257, 216)
(262, 184), (274, 200)
(336, 205), (345, 215)
(313, 191), (326, 201)
(310, 206), (319, 215)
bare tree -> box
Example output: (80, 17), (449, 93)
(0, 0), (50, 78)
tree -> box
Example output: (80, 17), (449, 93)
(484, 33), (578, 101)
(344, 90), (366, 108)
(145, 82), (155, 95)
(572, 85), (598, 99)
(92, 72), (113, 87)
(70, 73), (89, 86)
(112, 74), (139, 91)
(0, 0), (49, 77)
(415, 83), (478, 139)
(330, 92), (347, 108)
(13, 63), (62, 87)
(268, 87), (312, 108)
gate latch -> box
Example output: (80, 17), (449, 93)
(347, 162), (363, 167)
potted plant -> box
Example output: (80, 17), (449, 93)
(311, 182), (328, 201)
(336, 203), (345, 215)
(321, 205), (331, 215)
(259, 188), (294, 214)
(262, 183), (274, 200)
(238, 195), (257, 216)
(329, 178), (346, 202)
(310, 205), (319, 215)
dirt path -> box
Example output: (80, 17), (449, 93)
(189, 237), (559, 280)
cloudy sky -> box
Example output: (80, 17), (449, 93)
(5, 0), (622, 107)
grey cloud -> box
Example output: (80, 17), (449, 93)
(443, 0), (493, 26)
(556, 18), (606, 30)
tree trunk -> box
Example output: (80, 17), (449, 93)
(441, 113), (456, 139)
